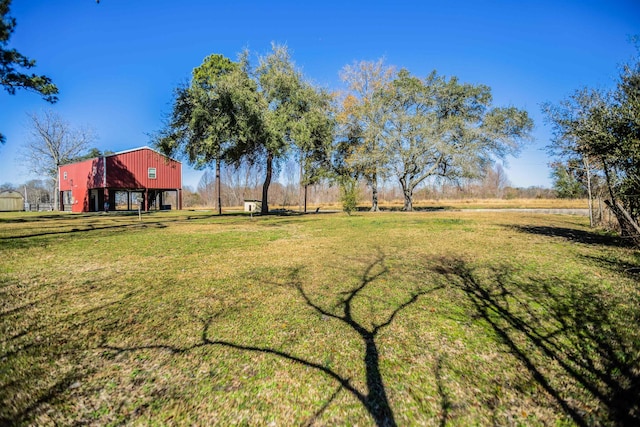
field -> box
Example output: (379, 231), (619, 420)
(1, 209), (639, 426)
(228, 198), (591, 213)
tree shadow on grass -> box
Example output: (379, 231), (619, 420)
(101, 253), (443, 426)
(0, 211), (284, 249)
(0, 214), (227, 252)
(509, 224), (628, 247)
(0, 290), (142, 426)
(580, 253), (640, 277)
(431, 257), (640, 426)
(0, 220), (169, 242)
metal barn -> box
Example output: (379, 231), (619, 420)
(58, 147), (182, 213)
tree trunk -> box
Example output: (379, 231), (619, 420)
(616, 201), (640, 237)
(601, 160), (629, 234)
(54, 175), (60, 211)
(216, 158), (222, 215)
(598, 196), (603, 225)
(261, 151), (273, 215)
(399, 176), (414, 211)
(584, 157), (593, 227)
(605, 200), (640, 244)
(602, 160), (617, 204)
(304, 184), (308, 213)
(370, 172), (379, 212)
(402, 187), (413, 212)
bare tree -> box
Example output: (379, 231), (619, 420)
(197, 170), (216, 207)
(281, 158), (298, 208)
(0, 182), (16, 192)
(23, 178), (51, 210)
(223, 160), (263, 206)
(481, 163), (511, 198)
(22, 110), (95, 210)
(182, 185), (203, 208)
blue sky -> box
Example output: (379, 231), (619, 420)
(1, 0), (639, 189)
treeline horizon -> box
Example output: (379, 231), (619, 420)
(181, 161), (558, 210)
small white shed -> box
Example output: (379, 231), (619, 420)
(243, 199), (261, 212)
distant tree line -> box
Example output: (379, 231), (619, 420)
(178, 161), (556, 210)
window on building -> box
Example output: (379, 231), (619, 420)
(130, 192), (143, 210)
(115, 191), (128, 210)
(63, 171), (68, 180)
(148, 168), (157, 179)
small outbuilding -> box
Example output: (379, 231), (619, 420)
(58, 146), (182, 213)
(244, 199), (261, 213)
(0, 191), (24, 212)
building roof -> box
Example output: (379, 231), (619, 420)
(108, 146), (181, 163)
(60, 146), (181, 168)
(0, 191), (24, 199)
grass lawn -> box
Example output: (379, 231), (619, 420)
(1, 210), (639, 426)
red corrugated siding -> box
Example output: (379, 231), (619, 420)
(58, 148), (181, 212)
(59, 158), (104, 212)
(105, 148), (181, 189)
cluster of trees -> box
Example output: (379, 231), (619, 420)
(155, 46), (333, 215)
(156, 47), (533, 213)
(335, 60), (533, 211)
(178, 160), (554, 210)
(544, 52), (640, 240)
(0, 0), (544, 215)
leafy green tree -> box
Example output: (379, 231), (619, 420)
(68, 147), (114, 163)
(155, 53), (261, 215)
(613, 59), (640, 228)
(339, 176), (358, 215)
(550, 162), (586, 198)
(383, 69), (532, 211)
(543, 89), (608, 226)
(157, 45), (333, 215)
(1, 0), (58, 144)
(292, 85), (334, 212)
(254, 44), (334, 214)
(544, 62), (640, 238)
(337, 59), (395, 211)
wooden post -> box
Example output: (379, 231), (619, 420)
(216, 158), (222, 215)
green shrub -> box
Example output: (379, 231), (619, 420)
(339, 177), (358, 215)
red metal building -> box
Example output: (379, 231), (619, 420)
(58, 146), (182, 213)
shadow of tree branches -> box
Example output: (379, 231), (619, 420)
(580, 253), (640, 278)
(0, 290), (142, 426)
(432, 257), (640, 426)
(509, 224), (628, 247)
(100, 253), (443, 426)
